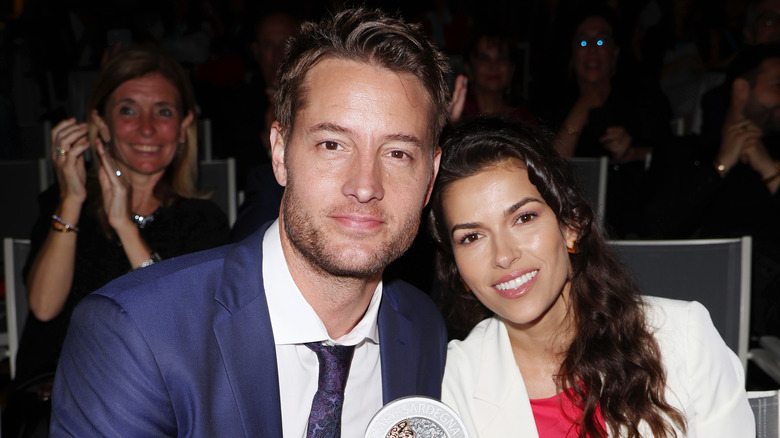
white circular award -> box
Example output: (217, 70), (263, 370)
(364, 396), (469, 438)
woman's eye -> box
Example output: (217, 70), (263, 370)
(158, 108), (173, 117)
(459, 232), (481, 244)
(516, 213), (537, 224)
(118, 106), (134, 116)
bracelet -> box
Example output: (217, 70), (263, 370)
(51, 215), (80, 233)
(762, 161), (780, 184)
(137, 252), (161, 269)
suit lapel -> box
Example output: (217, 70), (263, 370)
(378, 282), (415, 404)
(213, 227), (283, 437)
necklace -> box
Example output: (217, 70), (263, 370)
(132, 206), (161, 229)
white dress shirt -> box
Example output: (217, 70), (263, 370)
(262, 220), (384, 438)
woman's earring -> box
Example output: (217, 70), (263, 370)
(460, 277), (471, 292)
(567, 241), (579, 254)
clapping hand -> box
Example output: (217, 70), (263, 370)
(95, 138), (134, 232)
(51, 118), (91, 205)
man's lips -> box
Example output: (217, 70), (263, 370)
(331, 214), (386, 232)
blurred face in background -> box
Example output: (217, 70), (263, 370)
(467, 36), (515, 94)
(750, 0), (780, 44)
(743, 58), (780, 133)
(571, 16), (618, 86)
(253, 13), (299, 91)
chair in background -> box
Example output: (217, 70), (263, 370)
(567, 156), (607, 221)
(198, 118), (213, 162)
(749, 390), (780, 438)
(609, 237), (751, 370)
(199, 157), (237, 226)
(4, 238), (31, 379)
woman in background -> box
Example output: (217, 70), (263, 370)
(429, 118), (752, 437)
(5, 47), (229, 436)
(450, 29), (537, 124)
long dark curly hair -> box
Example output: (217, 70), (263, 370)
(428, 118), (686, 438)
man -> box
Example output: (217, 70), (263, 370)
(643, 44), (780, 338)
(230, 11), (299, 240)
(700, 0), (780, 141)
(51, 8), (450, 437)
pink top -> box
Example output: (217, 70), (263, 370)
(530, 387), (606, 437)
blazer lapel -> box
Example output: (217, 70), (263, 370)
(213, 228), (283, 437)
(377, 282), (414, 404)
(472, 318), (540, 437)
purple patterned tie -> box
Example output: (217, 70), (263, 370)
(305, 342), (355, 438)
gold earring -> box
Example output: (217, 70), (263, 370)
(460, 277), (471, 292)
(567, 241), (578, 254)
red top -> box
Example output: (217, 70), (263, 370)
(530, 387), (606, 437)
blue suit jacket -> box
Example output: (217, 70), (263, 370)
(50, 224), (447, 437)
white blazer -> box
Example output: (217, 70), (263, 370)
(442, 296), (755, 437)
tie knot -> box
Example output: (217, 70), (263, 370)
(305, 342), (355, 366)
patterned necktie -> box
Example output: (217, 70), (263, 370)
(304, 342), (356, 438)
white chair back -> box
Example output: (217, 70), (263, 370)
(567, 156), (608, 221)
(4, 237), (31, 379)
(199, 158), (237, 226)
(750, 390), (780, 438)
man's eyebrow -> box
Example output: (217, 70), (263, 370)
(385, 133), (423, 148)
(306, 122), (354, 136)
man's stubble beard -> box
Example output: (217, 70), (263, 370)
(282, 170), (424, 280)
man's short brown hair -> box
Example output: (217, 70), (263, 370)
(274, 7), (451, 148)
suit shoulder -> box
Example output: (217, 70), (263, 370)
(95, 243), (233, 306)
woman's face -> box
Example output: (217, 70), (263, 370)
(468, 37), (514, 94)
(571, 16), (618, 85)
(94, 73), (193, 177)
(442, 160), (576, 331)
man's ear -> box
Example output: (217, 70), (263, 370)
(270, 121), (288, 187)
(91, 109), (111, 141)
(423, 146), (442, 206)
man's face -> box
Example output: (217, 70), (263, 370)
(253, 14), (297, 90)
(271, 58), (441, 279)
(744, 58), (780, 133)
(751, 0), (780, 44)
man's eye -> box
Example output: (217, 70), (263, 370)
(321, 141), (340, 150)
(389, 150), (408, 159)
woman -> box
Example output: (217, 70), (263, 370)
(547, 7), (671, 163)
(450, 29), (536, 124)
(8, 48), (230, 418)
(429, 118), (753, 437)
(538, 7), (672, 238)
